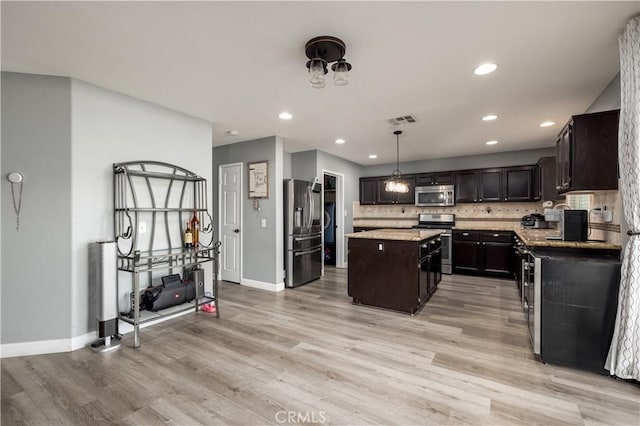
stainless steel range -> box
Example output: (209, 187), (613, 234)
(412, 213), (454, 274)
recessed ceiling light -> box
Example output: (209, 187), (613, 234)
(335, 138), (346, 144)
(474, 63), (498, 75)
(486, 140), (498, 145)
(368, 154), (378, 159)
(539, 121), (556, 127)
(482, 114), (498, 121)
(278, 111), (292, 120)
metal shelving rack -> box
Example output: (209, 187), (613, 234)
(114, 161), (220, 348)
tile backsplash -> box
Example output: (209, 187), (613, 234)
(353, 189), (622, 245)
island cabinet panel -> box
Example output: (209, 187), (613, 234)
(348, 239), (419, 313)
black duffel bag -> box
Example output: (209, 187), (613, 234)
(143, 274), (195, 312)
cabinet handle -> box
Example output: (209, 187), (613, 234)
(462, 232), (469, 236)
(476, 242), (480, 245)
(504, 198), (507, 201)
(493, 234), (499, 237)
(479, 198), (482, 201)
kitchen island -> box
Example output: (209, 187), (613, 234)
(346, 229), (442, 314)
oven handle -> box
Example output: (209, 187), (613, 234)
(294, 247), (322, 257)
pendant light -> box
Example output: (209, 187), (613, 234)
(385, 130), (409, 193)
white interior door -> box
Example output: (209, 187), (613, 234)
(219, 163), (242, 283)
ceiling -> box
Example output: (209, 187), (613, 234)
(2, 1), (638, 166)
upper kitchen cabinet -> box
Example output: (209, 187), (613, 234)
(377, 176), (415, 204)
(359, 178), (378, 205)
(556, 109), (619, 194)
(535, 157), (559, 201)
(503, 166), (535, 201)
(455, 171), (477, 203)
(415, 172), (454, 186)
(478, 169), (502, 202)
(456, 167), (536, 203)
(359, 176), (415, 205)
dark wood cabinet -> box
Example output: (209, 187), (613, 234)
(503, 166), (535, 201)
(535, 156), (559, 201)
(358, 176), (415, 205)
(481, 232), (513, 275)
(362, 164), (538, 205)
(454, 230), (514, 277)
(454, 171), (477, 203)
(415, 172), (454, 186)
(359, 178), (378, 205)
(376, 177), (415, 204)
(478, 169), (502, 202)
(452, 231), (481, 273)
(348, 234), (441, 314)
(556, 109), (619, 194)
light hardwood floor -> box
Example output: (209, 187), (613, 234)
(2, 268), (639, 425)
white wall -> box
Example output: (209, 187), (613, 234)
(70, 79), (214, 339)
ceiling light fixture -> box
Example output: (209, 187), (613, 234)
(305, 36), (352, 89)
(278, 112), (292, 120)
(486, 140), (498, 145)
(474, 63), (498, 75)
(482, 114), (498, 121)
(335, 138), (346, 144)
(385, 130), (409, 193)
(368, 154), (378, 159)
(539, 121), (556, 127)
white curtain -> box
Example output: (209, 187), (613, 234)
(606, 16), (640, 380)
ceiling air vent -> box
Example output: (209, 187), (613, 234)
(387, 114), (418, 126)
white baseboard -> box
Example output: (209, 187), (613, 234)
(1, 331), (95, 359)
(241, 277), (285, 292)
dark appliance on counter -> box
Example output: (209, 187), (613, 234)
(412, 213), (454, 274)
(560, 209), (588, 241)
(415, 185), (455, 207)
(284, 178), (322, 288)
(522, 251), (621, 373)
(521, 214), (550, 229)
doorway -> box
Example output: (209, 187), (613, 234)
(322, 170), (345, 269)
(218, 163), (242, 283)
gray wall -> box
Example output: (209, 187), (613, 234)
(213, 136), (283, 285)
(1, 72), (73, 344)
(1, 72), (214, 349)
(586, 73), (620, 113)
(316, 151), (364, 236)
(283, 151), (292, 179)
(290, 150), (317, 181)
(361, 147), (555, 177)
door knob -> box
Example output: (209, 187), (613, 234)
(234, 229), (240, 233)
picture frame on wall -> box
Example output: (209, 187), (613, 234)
(248, 160), (269, 199)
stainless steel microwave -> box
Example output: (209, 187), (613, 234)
(415, 185), (455, 207)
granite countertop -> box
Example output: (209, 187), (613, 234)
(345, 228), (442, 242)
(350, 222), (621, 250)
(513, 228), (621, 250)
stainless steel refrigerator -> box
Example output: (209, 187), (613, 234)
(284, 178), (322, 288)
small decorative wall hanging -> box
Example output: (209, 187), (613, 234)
(248, 160), (269, 199)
